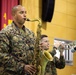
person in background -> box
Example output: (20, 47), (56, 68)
(40, 34), (65, 75)
(0, 5), (36, 75)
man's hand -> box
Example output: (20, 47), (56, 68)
(24, 64), (36, 75)
(58, 44), (65, 56)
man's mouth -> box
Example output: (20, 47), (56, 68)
(24, 18), (26, 20)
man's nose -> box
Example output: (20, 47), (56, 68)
(23, 13), (26, 17)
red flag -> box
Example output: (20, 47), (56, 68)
(0, 0), (19, 30)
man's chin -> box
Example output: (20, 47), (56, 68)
(20, 21), (25, 25)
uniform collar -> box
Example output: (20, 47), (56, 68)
(12, 21), (25, 31)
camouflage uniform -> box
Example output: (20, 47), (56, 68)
(45, 51), (65, 75)
(0, 22), (35, 75)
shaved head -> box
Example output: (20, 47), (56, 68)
(11, 5), (24, 16)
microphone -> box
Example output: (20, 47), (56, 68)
(71, 47), (76, 53)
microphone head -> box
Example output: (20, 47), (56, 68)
(74, 47), (76, 50)
(71, 47), (76, 53)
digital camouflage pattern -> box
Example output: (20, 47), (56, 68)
(45, 55), (65, 75)
(0, 22), (35, 75)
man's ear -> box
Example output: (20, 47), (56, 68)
(12, 11), (16, 16)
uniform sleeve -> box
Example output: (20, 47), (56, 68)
(54, 55), (65, 69)
(0, 32), (25, 74)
